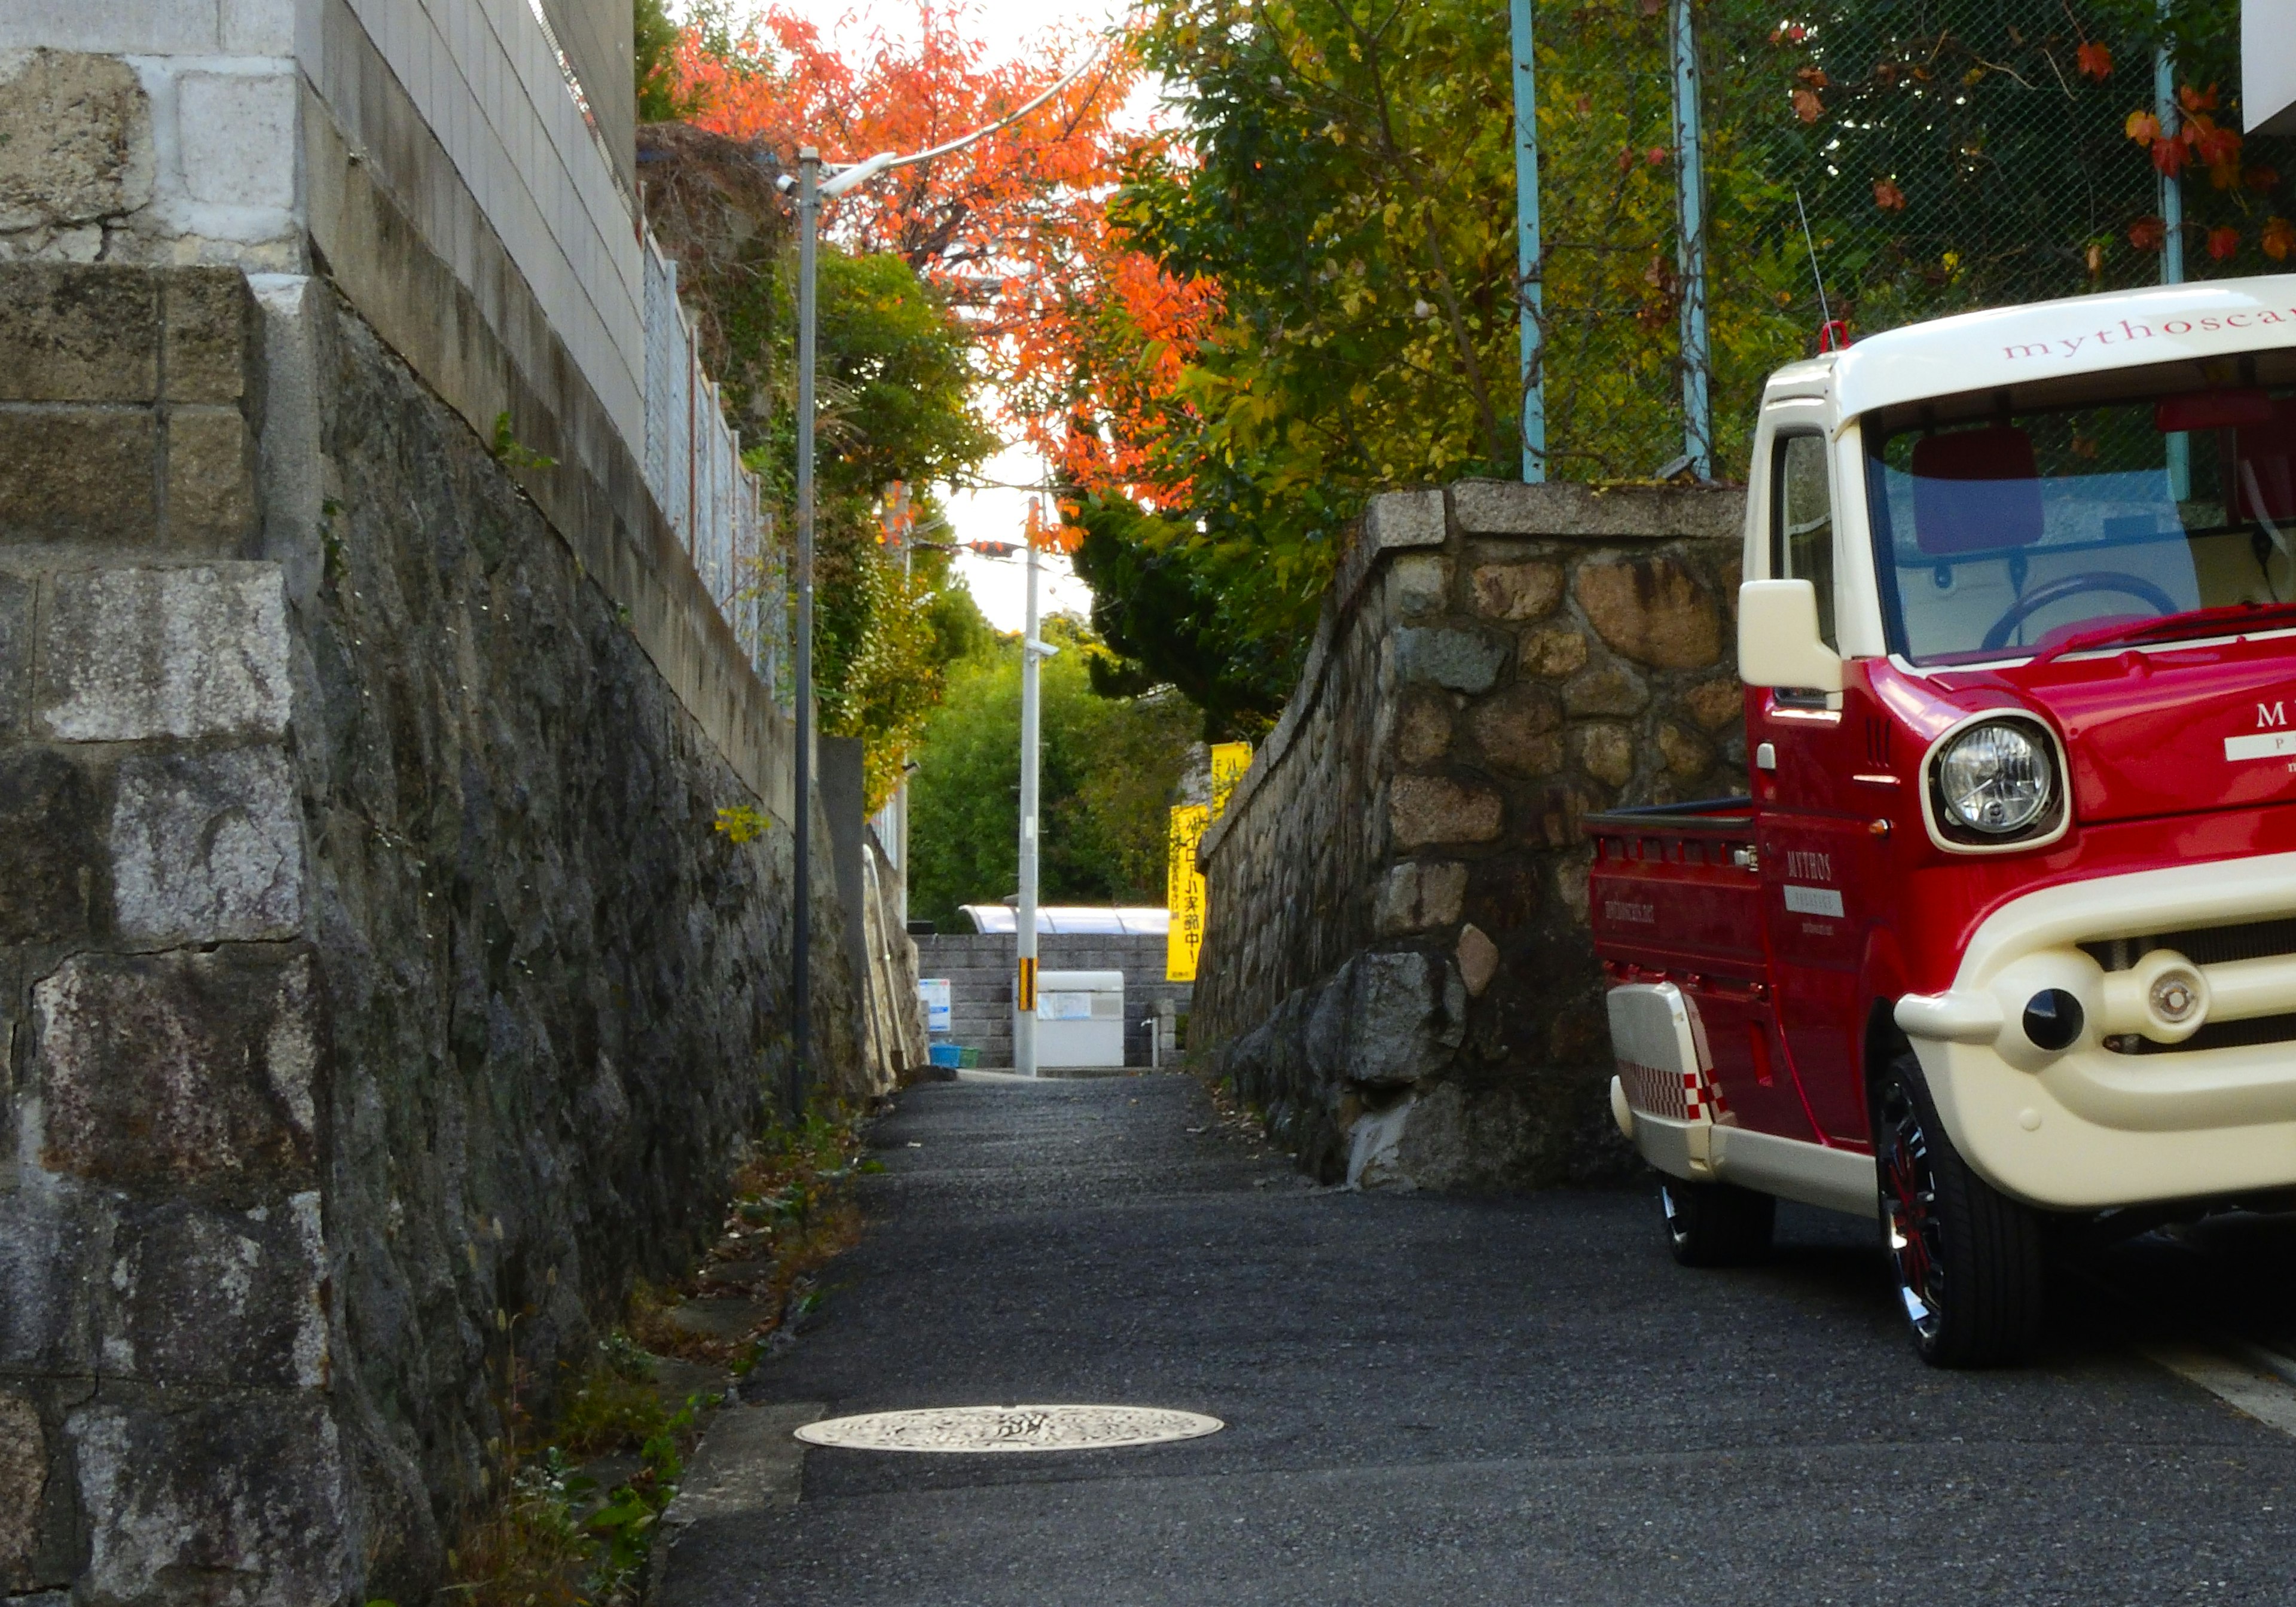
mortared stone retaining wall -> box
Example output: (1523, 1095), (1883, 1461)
(1193, 481), (1749, 1191)
(0, 263), (864, 1604)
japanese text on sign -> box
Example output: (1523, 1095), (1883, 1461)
(1209, 741), (1252, 820)
(1165, 804), (1210, 982)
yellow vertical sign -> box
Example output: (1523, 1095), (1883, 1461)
(1208, 741), (1253, 820)
(1165, 804), (1209, 982)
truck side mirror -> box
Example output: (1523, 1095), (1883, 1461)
(1737, 579), (1844, 694)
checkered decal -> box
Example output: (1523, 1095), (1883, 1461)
(1617, 1058), (1728, 1123)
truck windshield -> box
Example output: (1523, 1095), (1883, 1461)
(1867, 382), (2296, 664)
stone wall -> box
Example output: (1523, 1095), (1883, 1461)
(858, 826), (930, 1087)
(915, 933), (1193, 1069)
(1195, 481), (1747, 1190)
(0, 264), (863, 1603)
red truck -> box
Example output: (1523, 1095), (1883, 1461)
(1592, 275), (2296, 1366)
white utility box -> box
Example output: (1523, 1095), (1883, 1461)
(1030, 969), (1126, 1068)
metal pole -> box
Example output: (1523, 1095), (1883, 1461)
(1671, 0), (1711, 481)
(896, 491), (911, 930)
(2155, 37), (2184, 287)
(2156, 30), (2189, 500)
(1509, 0), (1546, 483)
(1015, 531), (1042, 1077)
(792, 147), (819, 1111)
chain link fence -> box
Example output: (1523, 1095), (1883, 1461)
(1538, 0), (2292, 484)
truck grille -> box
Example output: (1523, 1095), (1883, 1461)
(2083, 917), (2296, 1056)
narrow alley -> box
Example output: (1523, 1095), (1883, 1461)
(658, 1074), (2296, 1606)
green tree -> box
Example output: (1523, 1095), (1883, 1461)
(1065, 0), (1533, 735)
(756, 249), (998, 806)
(634, 0), (699, 123)
(1073, 0), (2285, 731)
(907, 618), (1201, 934)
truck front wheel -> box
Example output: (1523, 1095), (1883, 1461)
(1661, 1178), (1775, 1266)
(1873, 1049), (2045, 1367)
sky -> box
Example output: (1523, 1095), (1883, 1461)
(673, 0), (1156, 630)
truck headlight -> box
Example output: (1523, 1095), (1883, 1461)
(1937, 720), (2054, 835)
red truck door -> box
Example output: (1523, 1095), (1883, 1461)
(1753, 429), (1879, 1148)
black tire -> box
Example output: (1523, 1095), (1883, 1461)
(1872, 1048), (2046, 1367)
(1661, 1177), (1776, 1266)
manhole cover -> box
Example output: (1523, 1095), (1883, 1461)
(792, 1404), (1224, 1453)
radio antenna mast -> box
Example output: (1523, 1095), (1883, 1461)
(1794, 188), (1848, 351)
(1794, 188), (1831, 325)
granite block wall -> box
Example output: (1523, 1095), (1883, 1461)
(0, 263), (859, 1604)
(1193, 481), (1748, 1190)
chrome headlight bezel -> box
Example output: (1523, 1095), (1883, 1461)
(1920, 711), (2070, 854)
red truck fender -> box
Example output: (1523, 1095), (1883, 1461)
(1857, 924), (1913, 1146)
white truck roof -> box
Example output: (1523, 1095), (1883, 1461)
(1786, 273), (2296, 422)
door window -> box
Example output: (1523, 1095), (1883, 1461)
(1772, 432), (1838, 650)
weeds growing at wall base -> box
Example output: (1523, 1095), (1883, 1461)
(412, 1098), (877, 1606)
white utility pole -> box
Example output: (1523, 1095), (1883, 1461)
(1015, 528), (1043, 1076)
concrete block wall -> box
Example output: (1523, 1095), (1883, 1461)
(0, 10), (789, 818)
(0, 16), (304, 269)
(1194, 481), (1748, 1190)
(0, 0), (645, 445)
(326, 0), (646, 440)
(915, 933), (1194, 1070)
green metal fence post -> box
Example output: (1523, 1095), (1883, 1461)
(1510, 0), (1546, 484)
(2155, 35), (2185, 286)
(1671, 0), (1711, 480)
(2157, 17), (2189, 499)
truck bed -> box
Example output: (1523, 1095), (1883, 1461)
(1584, 798), (1763, 980)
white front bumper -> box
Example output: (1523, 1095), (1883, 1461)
(1898, 850), (2296, 1210)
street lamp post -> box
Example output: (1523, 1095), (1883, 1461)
(791, 145), (819, 1111)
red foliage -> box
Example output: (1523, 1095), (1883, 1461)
(2208, 225), (2241, 261)
(2152, 136), (2187, 179)
(1873, 178), (1907, 212)
(2125, 109), (2161, 145)
(667, 3), (1201, 497)
(2186, 114), (2245, 189)
(1791, 87), (1824, 124)
(2249, 166), (2282, 193)
(2264, 218), (2296, 262)
(2127, 215), (2167, 252)
(2076, 41), (2112, 81)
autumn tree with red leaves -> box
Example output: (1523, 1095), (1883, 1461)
(665, 1), (1211, 503)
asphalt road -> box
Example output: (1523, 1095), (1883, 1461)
(656, 1073), (2296, 1606)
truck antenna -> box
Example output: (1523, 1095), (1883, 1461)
(1794, 189), (1848, 352)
